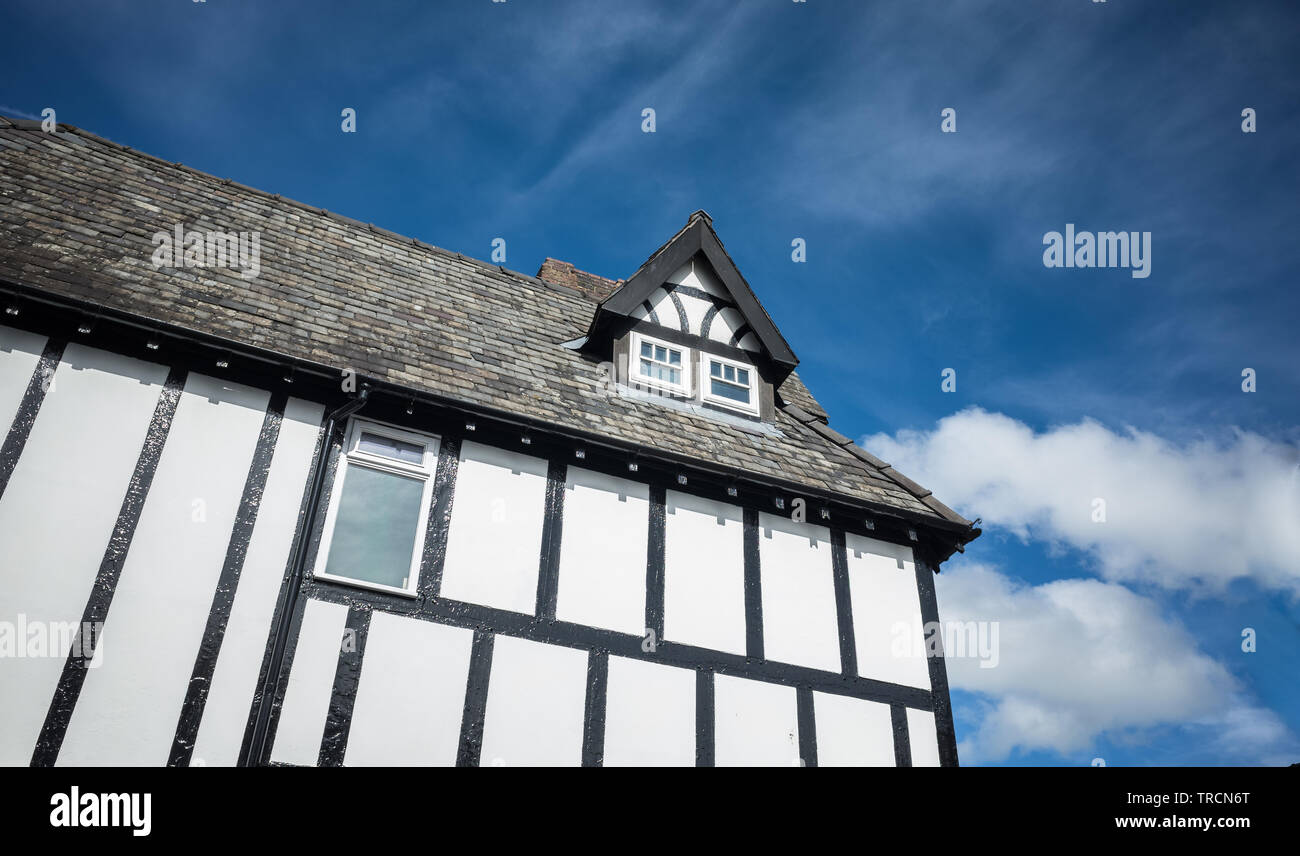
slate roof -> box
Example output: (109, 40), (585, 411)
(0, 116), (974, 535)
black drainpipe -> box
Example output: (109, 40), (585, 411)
(242, 386), (369, 766)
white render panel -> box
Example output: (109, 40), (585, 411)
(440, 441), (548, 614)
(813, 691), (896, 767)
(555, 467), (648, 635)
(662, 490), (746, 656)
(667, 259), (727, 298)
(270, 598), (348, 766)
(713, 674), (800, 767)
(737, 332), (761, 352)
(677, 291), (711, 337)
(601, 656), (695, 767)
(59, 374), (270, 765)
(190, 397), (324, 766)
(645, 287), (680, 330)
(757, 513), (841, 672)
(344, 612), (474, 766)
(907, 708), (941, 767)
(710, 306), (744, 344)
(0, 345), (169, 766)
(846, 533), (931, 690)
(480, 635), (587, 766)
(0, 324), (44, 432)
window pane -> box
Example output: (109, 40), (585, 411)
(710, 362), (721, 378)
(668, 349), (681, 366)
(711, 379), (750, 404)
(640, 342), (652, 358)
(723, 365), (735, 381)
(323, 464), (425, 589)
(737, 368), (749, 386)
(654, 345), (667, 362)
(358, 432), (425, 465)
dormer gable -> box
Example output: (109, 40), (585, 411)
(583, 212), (799, 423)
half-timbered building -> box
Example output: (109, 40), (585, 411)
(0, 115), (979, 766)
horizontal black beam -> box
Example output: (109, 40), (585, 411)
(297, 579), (935, 712)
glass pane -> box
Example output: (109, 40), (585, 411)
(710, 361), (721, 378)
(711, 379), (750, 404)
(668, 349), (681, 366)
(358, 432), (425, 465)
(323, 464), (424, 589)
(723, 365), (735, 381)
(737, 368), (749, 386)
(640, 342), (652, 358)
(654, 345), (667, 362)
(647, 363), (681, 385)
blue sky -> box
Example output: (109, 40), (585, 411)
(2, 0), (1297, 765)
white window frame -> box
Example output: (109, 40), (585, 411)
(630, 331), (692, 397)
(700, 353), (760, 415)
(312, 417), (440, 597)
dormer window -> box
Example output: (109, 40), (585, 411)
(631, 331), (691, 396)
(701, 354), (759, 415)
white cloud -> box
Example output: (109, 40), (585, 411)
(936, 563), (1293, 764)
(865, 408), (1300, 594)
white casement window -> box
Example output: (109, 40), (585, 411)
(630, 331), (691, 396)
(312, 419), (439, 597)
(700, 354), (759, 415)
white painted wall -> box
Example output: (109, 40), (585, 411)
(555, 467), (648, 635)
(677, 292), (711, 337)
(644, 287), (679, 331)
(0, 344), (169, 766)
(59, 373), (270, 765)
(907, 708), (941, 767)
(439, 441), (548, 614)
(663, 490), (746, 656)
(190, 397), (324, 766)
(846, 533), (931, 691)
(344, 612), (474, 766)
(480, 635), (588, 766)
(713, 674), (800, 767)
(711, 307), (744, 345)
(270, 598), (349, 766)
(813, 691), (896, 767)
(0, 324), (44, 432)
(602, 656), (695, 766)
(757, 512), (841, 672)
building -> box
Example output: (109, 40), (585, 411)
(0, 115), (980, 767)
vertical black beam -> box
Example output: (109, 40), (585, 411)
(417, 434), (461, 600)
(535, 460), (567, 620)
(169, 392), (286, 767)
(318, 604), (371, 767)
(830, 528), (858, 675)
(915, 557), (960, 767)
(695, 670), (715, 767)
(456, 630), (495, 767)
(742, 507), (764, 660)
(239, 418), (340, 767)
(31, 366), (186, 767)
(0, 337), (65, 502)
(644, 484), (666, 643)
(891, 704), (912, 767)
(581, 650), (609, 767)
(796, 687), (817, 768)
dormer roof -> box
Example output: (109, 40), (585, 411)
(588, 211), (798, 381)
